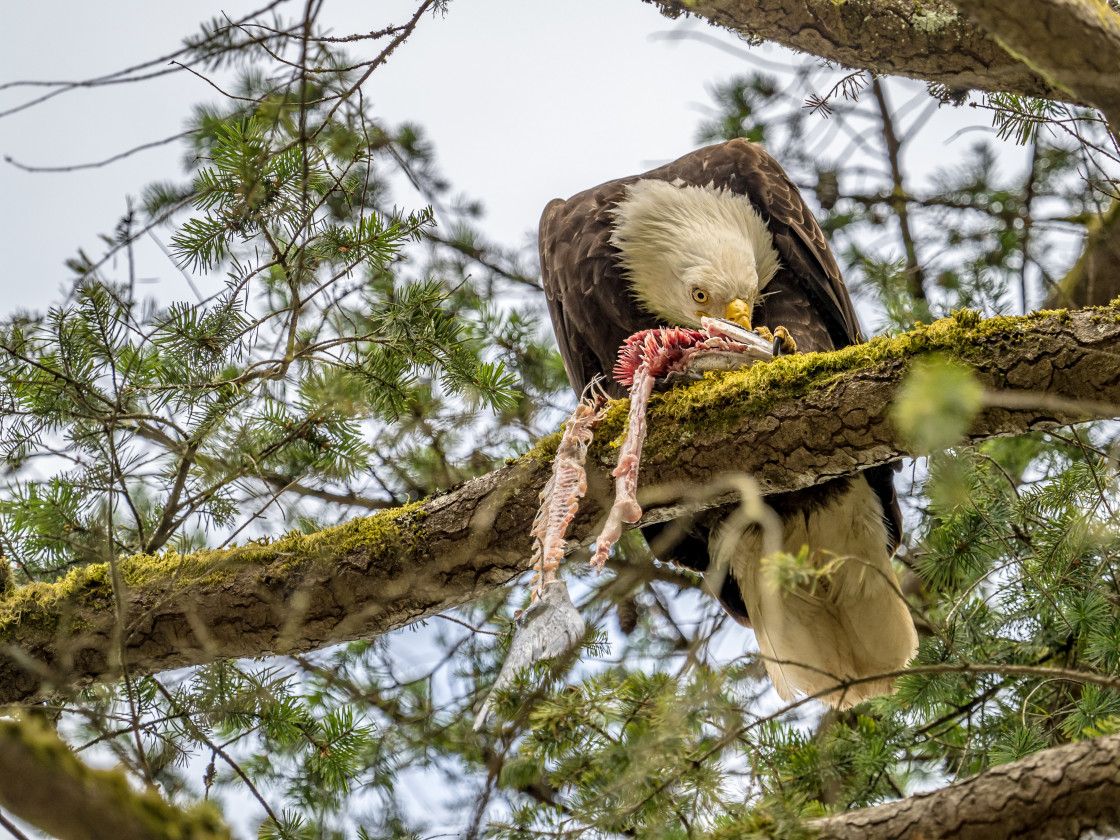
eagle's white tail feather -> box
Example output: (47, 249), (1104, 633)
(723, 476), (918, 709)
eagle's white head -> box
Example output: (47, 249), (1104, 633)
(609, 179), (781, 330)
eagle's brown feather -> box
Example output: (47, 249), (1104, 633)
(538, 140), (915, 704)
(538, 139), (901, 548)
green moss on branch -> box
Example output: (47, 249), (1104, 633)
(0, 716), (231, 840)
(0, 501), (428, 640)
(582, 305), (1084, 462)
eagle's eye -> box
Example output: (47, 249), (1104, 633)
(690, 288), (710, 305)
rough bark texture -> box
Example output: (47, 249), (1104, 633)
(648, 0), (1077, 104)
(0, 717), (230, 840)
(632, 306), (1120, 498)
(952, 0), (1120, 129)
(2, 306), (1120, 709)
(813, 732), (1120, 840)
(649, 0), (1120, 309)
(1052, 202), (1120, 308)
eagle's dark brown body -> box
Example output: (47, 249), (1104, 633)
(539, 140), (900, 616)
(538, 140), (916, 705)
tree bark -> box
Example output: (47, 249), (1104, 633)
(2, 305), (1120, 708)
(647, 0), (1077, 104)
(1051, 202), (1120, 308)
(951, 0), (1120, 131)
(813, 733), (1120, 840)
(0, 716), (230, 840)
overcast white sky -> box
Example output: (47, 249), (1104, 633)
(0, 0), (790, 312)
(1, 0), (1027, 316)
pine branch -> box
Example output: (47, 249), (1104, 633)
(257, 470), (397, 510)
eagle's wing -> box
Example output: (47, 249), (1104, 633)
(540, 187), (656, 399)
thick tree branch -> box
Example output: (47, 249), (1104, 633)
(2, 305), (1120, 708)
(952, 0), (1120, 131)
(0, 716), (230, 840)
(812, 732), (1120, 840)
(647, 0), (1078, 104)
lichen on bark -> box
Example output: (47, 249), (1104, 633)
(646, 0), (1076, 103)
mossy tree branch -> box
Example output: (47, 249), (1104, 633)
(2, 304), (1120, 709)
(811, 731), (1120, 840)
(0, 716), (230, 840)
(647, 0), (1079, 105)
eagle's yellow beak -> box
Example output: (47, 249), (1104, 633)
(725, 299), (752, 331)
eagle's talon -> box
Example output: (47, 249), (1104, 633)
(772, 326), (797, 355)
(753, 325), (775, 343)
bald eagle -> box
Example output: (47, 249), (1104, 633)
(539, 139), (918, 707)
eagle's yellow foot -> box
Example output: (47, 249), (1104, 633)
(753, 325), (796, 355)
(772, 326), (797, 355)
(755, 325), (796, 355)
